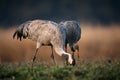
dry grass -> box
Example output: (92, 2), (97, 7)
(0, 24), (120, 63)
(79, 24), (120, 61)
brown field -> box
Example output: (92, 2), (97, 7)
(0, 24), (120, 63)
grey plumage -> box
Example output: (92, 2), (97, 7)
(13, 20), (75, 66)
(50, 20), (81, 64)
(59, 20), (81, 58)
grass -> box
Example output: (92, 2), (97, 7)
(0, 61), (120, 80)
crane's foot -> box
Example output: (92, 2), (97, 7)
(31, 56), (36, 68)
(71, 58), (76, 66)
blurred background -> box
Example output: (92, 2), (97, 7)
(0, 0), (120, 27)
(0, 0), (120, 63)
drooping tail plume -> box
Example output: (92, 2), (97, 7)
(13, 30), (23, 41)
(13, 31), (17, 39)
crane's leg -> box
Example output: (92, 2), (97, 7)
(65, 43), (68, 65)
(31, 48), (38, 66)
(31, 42), (41, 67)
(50, 46), (56, 64)
(70, 44), (75, 57)
(74, 44), (80, 59)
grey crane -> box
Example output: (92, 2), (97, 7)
(50, 20), (81, 64)
(13, 20), (75, 66)
(59, 20), (81, 58)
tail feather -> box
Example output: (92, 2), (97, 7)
(13, 31), (17, 39)
(13, 20), (31, 41)
(17, 32), (20, 40)
(13, 29), (23, 41)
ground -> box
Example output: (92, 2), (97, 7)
(0, 60), (120, 80)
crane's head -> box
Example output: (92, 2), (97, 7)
(62, 54), (76, 66)
(68, 55), (76, 66)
